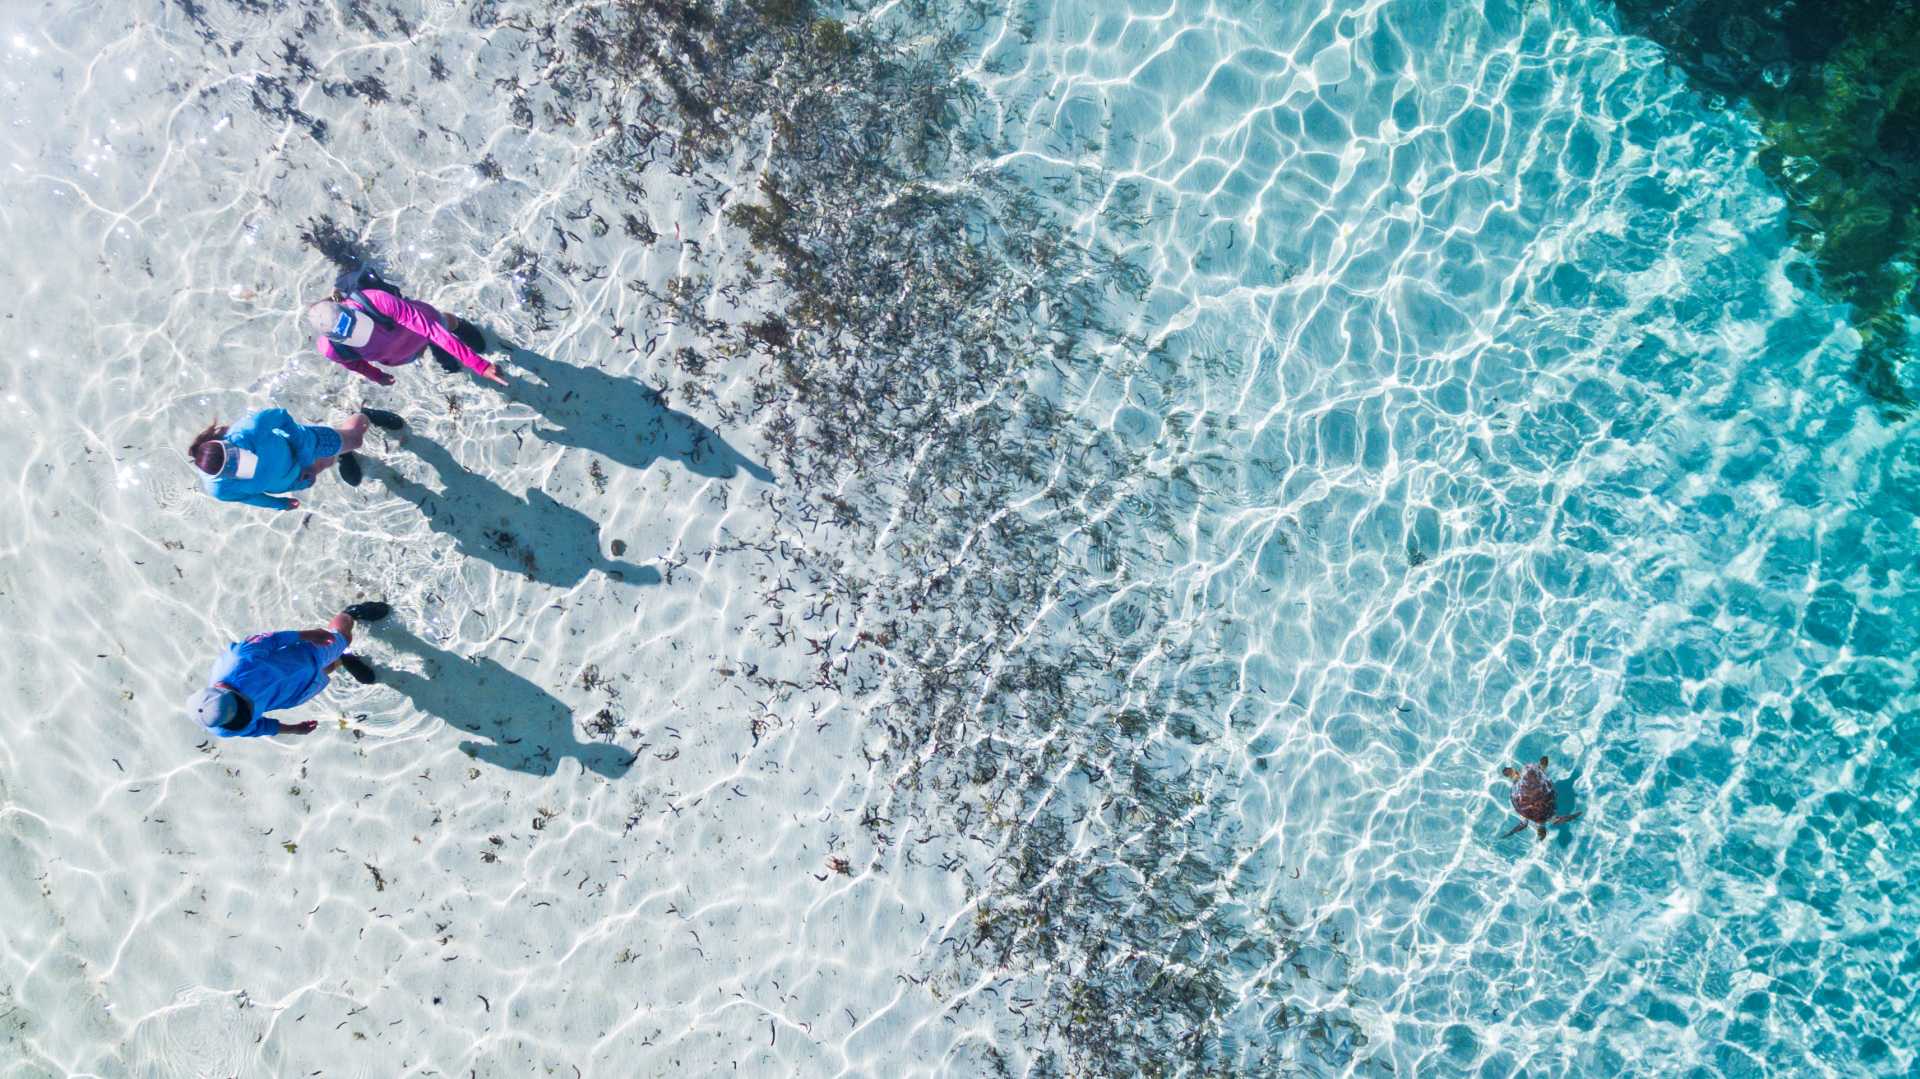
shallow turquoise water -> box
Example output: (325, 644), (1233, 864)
(0, 0), (1912, 1074)
(948, 0), (1919, 1070)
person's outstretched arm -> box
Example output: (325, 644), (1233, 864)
(339, 355), (397, 385)
(317, 341), (397, 385)
(368, 290), (505, 383)
(236, 491), (299, 511)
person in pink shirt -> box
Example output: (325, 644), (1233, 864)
(306, 287), (508, 387)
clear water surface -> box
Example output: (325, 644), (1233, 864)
(0, 0), (1913, 1075)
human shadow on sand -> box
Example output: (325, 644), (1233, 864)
(369, 622), (635, 779)
(492, 342), (775, 483)
(364, 432), (660, 588)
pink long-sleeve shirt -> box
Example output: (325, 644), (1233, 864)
(315, 289), (489, 384)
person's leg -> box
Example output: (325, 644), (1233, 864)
(319, 613), (353, 673)
(301, 424), (347, 480)
(361, 408), (405, 431)
(335, 413), (369, 453)
(327, 607), (382, 684)
(319, 415), (371, 486)
(448, 314), (488, 355)
(428, 312), (489, 370)
(427, 312), (464, 372)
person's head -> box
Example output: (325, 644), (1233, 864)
(306, 299), (374, 348)
(186, 683), (253, 732)
(187, 422), (229, 476)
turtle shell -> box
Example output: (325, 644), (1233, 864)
(1509, 765), (1557, 822)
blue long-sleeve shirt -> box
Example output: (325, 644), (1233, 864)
(204, 630), (349, 737)
(202, 409), (325, 511)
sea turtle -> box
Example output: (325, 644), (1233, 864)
(1501, 756), (1582, 839)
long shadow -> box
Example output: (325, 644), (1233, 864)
(364, 433), (660, 588)
(368, 623), (634, 779)
(495, 342), (775, 483)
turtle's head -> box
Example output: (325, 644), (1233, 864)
(1501, 766), (1519, 780)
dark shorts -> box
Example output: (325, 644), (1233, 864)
(306, 424), (343, 458)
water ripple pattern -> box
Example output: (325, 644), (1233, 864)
(956, 0), (1918, 1071)
(0, 0), (1913, 1076)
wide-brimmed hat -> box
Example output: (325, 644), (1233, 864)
(307, 300), (375, 348)
(186, 685), (240, 729)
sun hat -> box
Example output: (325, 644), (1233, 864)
(186, 685), (240, 730)
(306, 300), (375, 348)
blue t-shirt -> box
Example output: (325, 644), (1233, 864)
(205, 629), (348, 737)
(202, 409), (323, 511)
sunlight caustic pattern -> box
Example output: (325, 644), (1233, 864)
(0, 0), (1913, 1075)
(949, 0), (1917, 1071)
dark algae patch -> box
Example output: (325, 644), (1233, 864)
(535, 1), (1362, 1071)
(172, 0), (1362, 1070)
(1613, 0), (1920, 410)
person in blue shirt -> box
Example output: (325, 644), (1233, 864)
(185, 602), (390, 738)
(187, 407), (403, 511)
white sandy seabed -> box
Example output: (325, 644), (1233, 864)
(12, 0), (1920, 1076)
(0, 3), (1001, 1075)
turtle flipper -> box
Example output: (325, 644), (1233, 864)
(1500, 820), (1530, 838)
(1550, 812), (1583, 825)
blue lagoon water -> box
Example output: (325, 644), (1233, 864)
(0, 0), (1914, 1074)
(901, 0), (1919, 1071)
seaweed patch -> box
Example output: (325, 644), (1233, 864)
(531, 0), (1360, 1069)
(1614, 0), (1920, 410)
